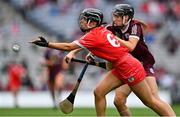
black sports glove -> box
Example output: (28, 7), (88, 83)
(32, 36), (49, 47)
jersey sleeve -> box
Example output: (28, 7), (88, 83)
(73, 32), (98, 49)
(129, 24), (142, 40)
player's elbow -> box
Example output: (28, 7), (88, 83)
(63, 42), (79, 51)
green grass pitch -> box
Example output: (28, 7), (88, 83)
(0, 105), (180, 116)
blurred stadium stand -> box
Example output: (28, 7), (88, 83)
(0, 0), (180, 107)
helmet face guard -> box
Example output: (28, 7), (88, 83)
(79, 8), (103, 32)
(112, 9), (124, 17)
(112, 4), (134, 28)
(79, 13), (88, 21)
(78, 14), (88, 32)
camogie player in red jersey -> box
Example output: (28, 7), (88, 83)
(106, 4), (176, 116)
(30, 8), (176, 116)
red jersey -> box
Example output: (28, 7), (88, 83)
(74, 26), (129, 63)
(74, 26), (146, 86)
(7, 64), (26, 90)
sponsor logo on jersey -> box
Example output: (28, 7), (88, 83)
(131, 25), (137, 35)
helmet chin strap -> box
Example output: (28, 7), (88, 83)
(120, 16), (131, 30)
(87, 20), (97, 28)
(80, 20), (95, 33)
(122, 16), (126, 25)
(87, 20), (92, 29)
(122, 16), (131, 26)
(87, 20), (97, 30)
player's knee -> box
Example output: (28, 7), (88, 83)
(114, 94), (127, 107)
(94, 88), (105, 99)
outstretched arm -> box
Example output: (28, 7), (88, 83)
(30, 36), (80, 51)
(48, 42), (79, 51)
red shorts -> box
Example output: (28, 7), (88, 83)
(111, 55), (146, 86)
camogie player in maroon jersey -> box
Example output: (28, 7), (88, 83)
(30, 8), (176, 116)
(44, 48), (69, 109)
(107, 4), (176, 116)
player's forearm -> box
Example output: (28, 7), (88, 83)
(65, 48), (83, 63)
(48, 42), (73, 51)
(31, 36), (79, 51)
(116, 37), (136, 51)
(71, 48), (83, 55)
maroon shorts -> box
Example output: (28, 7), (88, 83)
(143, 64), (155, 77)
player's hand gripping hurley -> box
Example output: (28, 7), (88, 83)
(71, 58), (112, 70)
(59, 63), (88, 114)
